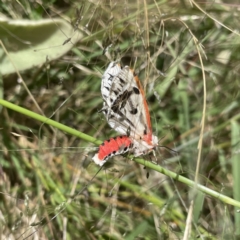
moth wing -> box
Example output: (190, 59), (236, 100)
(101, 62), (122, 105)
(101, 63), (153, 142)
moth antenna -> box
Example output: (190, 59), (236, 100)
(158, 145), (178, 155)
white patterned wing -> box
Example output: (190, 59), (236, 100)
(101, 62), (122, 105)
(101, 62), (153, 141)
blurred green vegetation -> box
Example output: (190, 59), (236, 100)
(1, 0), (240, 239)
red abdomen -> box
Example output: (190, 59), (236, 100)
(92, 136), (133, 166)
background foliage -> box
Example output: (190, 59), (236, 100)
(1, 0), (240, 239)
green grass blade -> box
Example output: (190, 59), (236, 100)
(231, 120), (240, 234)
